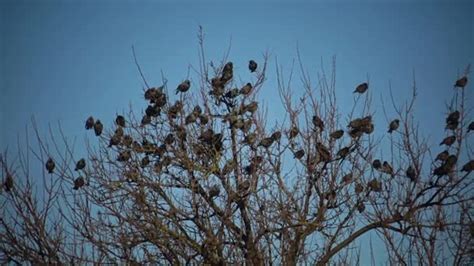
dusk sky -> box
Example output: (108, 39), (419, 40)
(1, 0), (473, 263)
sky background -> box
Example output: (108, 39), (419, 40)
(1, 0), (473, 264)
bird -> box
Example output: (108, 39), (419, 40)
(354, 82), (368, 94)
(75, 158), (86, 171)
(434, 165), (448, 176)
(199, 114), (209, 125)
(73, 176), (85, 190)
(176, 80), (191, 94)
(435, 150), (449, 161)
(271, 131), (282, 142)
(208, 185), (221, 198)
(243, 102), (258, 114)
(368, 179), (382, 192)
(468, 121), (474, 132)
(141, 156), (150, 168)
(221, 62), (233, 82)
(258, 137), (275, 148)
(388, 119), (400, 133)
(45, 158), (55, 173)
(330, 130), (344, 140)
(294, 149), (305, 159)
(406, 166), (416, 182)
(141, 115), (151, 126)
(117, 150), (131, 162)
(382, 161), (394, 175)
(337, 147), (350, 158)
(185, 113), (197, 125)
(446, 120), (459, 130)
(357, 202), (366, 213)
(440, 135), (456, 146)
(461, 160), (474, 172)
(164, 134), (175, 145)
(288, 126), (299, 139)
(444, 155), (457, 170)
(312, 115), (324, 131)
(240, 83), (253, 95)
(341, 173), (353, 185)
(237, 179), (251, 195)
(446, 111), (460, 124)
(354, 183), (364, 194)
(85, 116), (94, 130)
(4, 172), (14, 192)
(193, 105), (202, 115)
(94, 120), (103, 136)
(225, 88), (240, 99)
(372, 159), (382, 169)
(249, 60), (258, 73)
(316, 142), (331, 162)
(243, 133), (257, 145)
(115, 115), (126, 127)
(454, 76), (468, 88)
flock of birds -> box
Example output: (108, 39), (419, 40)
(2, 63), (473, 194)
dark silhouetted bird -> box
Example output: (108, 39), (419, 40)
(225, 88), (240, 99)
(434, 165), (448, 176)
(446, 111), (460, 124)
(208, 185), (221, 198)
(330, 130), (344, 140)
(294, 149), (305, 159)
(312, 115), (324, 131)
(165, 134), (175, 145)
(243, 133), (257, 145)
(368, 179), (382, 192)
(117, 150), (131, 162)
(271, 131), (282, 142)
(146, 105), (160, 117)
(349, 128), (363, 139)
(316, 142), (331, 162)
(75, 158), (86, 171)
(406, 166), (416, 182)
(288, 126), (299, 139)
(45, 158), (55, 173)
(141, 115), (151, 126)
(444, 155), (457, 170)
(193, 105), (202, 115)
(249, 60), (258, 72)
(341, 173), (353, 185)
(468, 121), (474, 132)
(73, 176), (85, 190)
(461, 160), (474, 173)
(199, 114), (209, 125)
(237, 179), (251, 195)
(388, 119), (400, 133)
(176, 80), (191, 94)
(354, 183), (364, 194)
(85, 116), (94, 130)
(240, 83), (252, 95)
(259, 137), (274, 148)
(94, 120), (103, 136)
(446, 120), (459, 130)
(141, 156), (150, 168)
(243, 102), (258, 114)
(382, 161), (394, 175)
(185, 113), (197, 125)
(337, 147), (350, 158)
(199, 129), (215, 144)
(122, 135), (133, 147)
(115, 115), (126, 127)
(354, 82), (368, 94)
(440, 135), (456, 146)
(454, 76), (468, 88)
(357, 202), (365, 213)
(4, 172), (14, 192)
(372, 159), (382, 169)
(435, 150), (449, 162)
(221, 62), (233, 82)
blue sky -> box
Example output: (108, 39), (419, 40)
(1, 0), (473, 263)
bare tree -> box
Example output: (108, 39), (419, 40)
(1, 31), (473, 265)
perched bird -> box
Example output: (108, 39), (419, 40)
(454, 76), (468, 88)
(45, 158), (55, 173)
(141, 156), (150, 168)
(330, 130), (344, 140)
(164, 134), (175, 145)
(94, 120), (103, 136)
(312, 115), (324, 131)
(271, 131), (282, 142)
(406, 166), (416, 182)
(468, 121), (474, 132)
(237, 179), (251, 195)
(176, 80), (191, 94)
(117, 150), (131, 162)
(146, 105), (161, 117)
(4, 172), (14, 192)
(357, 202), (366, 213)
(185, 113), (197, 125)
(122, 135), (133, 147)
(446, 120), (459, 130)
(341, 173), (353, 185)
(199, 129), (215, 144)
(446, 111), (460, 124)
(243, 102), (258, 114)
(208, 185), (221, 198)
(243, 133), (257, 145)
(354, 82), (368, 94)
(440, 135), (456, 146)
(141, 115), (151, 126)
(461, 160), (474, 172)
(337, 147), (350, 158)
(434, 165), (448, 176)
(435, 150), (449, 161)
(85, 116), (95, 130)
(258, 137), (275, 148)
(382, 161), (394, 175)
(288, 126), (299, 139)
(225, 88), (240, 99)
(316, 142), (331, 162)
(115, 115), (126, 127)
(372, 159), (382, 170)
(199, 114), (209, 125)
(249, 60), (258, 72)
(75, 158), (86, 171)
(354, 183), (364, 194)
(444, 155), (458, 170)
(240, 83), (253, 95)
(193, 105), (202, 115)
(388, 119), (400, 133)
(368, 179), (382, 192)
(73, 176), (85, 190)
(349, 128), (363, 139)
(294, 149), (305, 159)
(221, 62), (233, 82)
